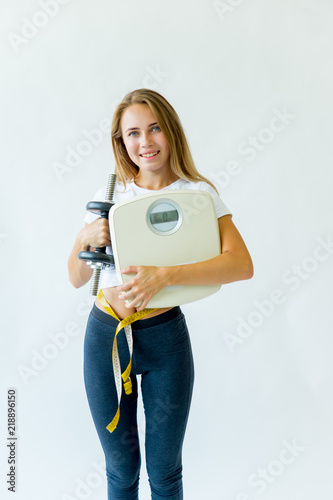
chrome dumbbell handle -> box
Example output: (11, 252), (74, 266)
(105, 173), (117, 203)
(89, 267), (102, 296)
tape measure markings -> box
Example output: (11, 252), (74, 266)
(97, 290), (158, 433)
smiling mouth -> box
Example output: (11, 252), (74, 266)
(140, 151), (160, 158)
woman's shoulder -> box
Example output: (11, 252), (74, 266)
(175, 178), (219, 195)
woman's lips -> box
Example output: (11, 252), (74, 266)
(140, 151), (160, 158)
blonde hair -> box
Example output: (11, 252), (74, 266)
(111, 88), (219, 193)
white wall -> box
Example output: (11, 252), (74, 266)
(1, 1), (332, 499)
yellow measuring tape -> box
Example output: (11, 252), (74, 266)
(97, 289), (158, 433)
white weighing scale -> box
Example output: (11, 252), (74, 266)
(109, 190), (222, 308)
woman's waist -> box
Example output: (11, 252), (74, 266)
(94, 287), (175, 321)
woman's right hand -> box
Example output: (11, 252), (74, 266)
(81, 218), (111, 249)
(68, 218), (111, 288)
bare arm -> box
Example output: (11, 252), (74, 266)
(67, 219), (111, 288)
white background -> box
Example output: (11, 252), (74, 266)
(1, 0), (332, 499)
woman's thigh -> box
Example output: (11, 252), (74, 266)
(138, 313), (195, 468)
(83, 312), (141, 476)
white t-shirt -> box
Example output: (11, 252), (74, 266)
(84, 178), (232, 288)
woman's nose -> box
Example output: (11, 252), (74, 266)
(140, 131), (152, 147)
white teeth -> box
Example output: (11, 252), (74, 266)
(141, 151), (158, 158)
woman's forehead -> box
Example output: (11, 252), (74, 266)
(121, 103), (157, 131)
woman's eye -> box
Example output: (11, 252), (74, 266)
(128, 126), (160, 137)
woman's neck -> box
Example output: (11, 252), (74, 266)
(133, 173), (179, 190)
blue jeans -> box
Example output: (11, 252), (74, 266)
(84, 304), (195, 499)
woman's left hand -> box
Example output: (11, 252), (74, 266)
(117, 265), (171, 311)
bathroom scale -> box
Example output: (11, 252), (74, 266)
(109, 190), (222, 308)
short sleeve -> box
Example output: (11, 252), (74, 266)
(199, 182), (232, 219)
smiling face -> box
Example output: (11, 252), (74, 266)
(120, 103), (171, 178)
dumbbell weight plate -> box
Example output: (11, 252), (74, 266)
(78, 251), (115, 265)
(86, 201), (113, 215)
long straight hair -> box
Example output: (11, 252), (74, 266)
(111, 88), (219, 193)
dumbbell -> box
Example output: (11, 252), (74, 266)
(78, 173), (117, 295)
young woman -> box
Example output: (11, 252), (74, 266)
(68, 88), (253, 500)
